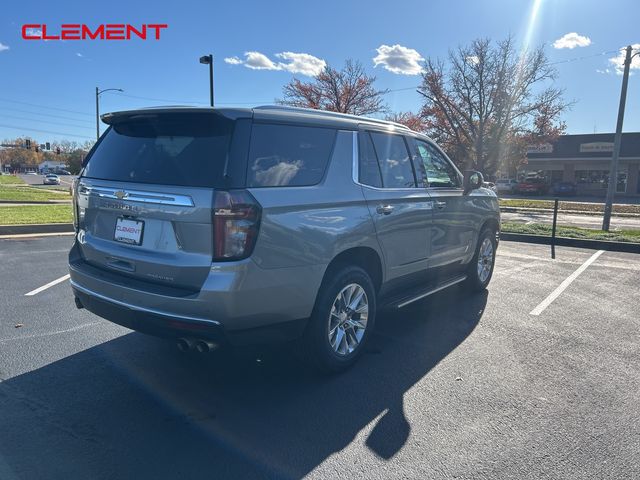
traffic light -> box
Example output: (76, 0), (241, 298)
(45, 142), (51, 151)
(25, 139), (31, 150)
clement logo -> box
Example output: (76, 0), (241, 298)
(22, 24), (168, 41)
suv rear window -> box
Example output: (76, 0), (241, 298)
(247, 123), (336, 187)
(83, 113), (234, 187)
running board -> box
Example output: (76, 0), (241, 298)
(391, 275), (467, 309)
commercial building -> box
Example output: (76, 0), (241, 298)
(38, 160), (69, 174)
(519, 132), (640, 197)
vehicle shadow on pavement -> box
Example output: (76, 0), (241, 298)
(0, 288), (487, 480)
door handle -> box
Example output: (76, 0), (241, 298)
(435, 201), (446, 210)
(376, 204), (394, 215)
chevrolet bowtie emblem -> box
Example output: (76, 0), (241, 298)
(114, 190), (128, 200)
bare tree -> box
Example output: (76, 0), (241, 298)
(418, 37), (569, 176)
(386, 111), (426, 132)
(280, 60), (388, 115)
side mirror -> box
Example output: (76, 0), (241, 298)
(463, 170), (484, 194)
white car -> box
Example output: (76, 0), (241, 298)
(43, 174), (61, 185)
(482, 181), (497, 193)
(495, 179), (518, 194)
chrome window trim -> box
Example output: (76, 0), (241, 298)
(77, 184), (194, 207)
(351, 131), (429, 192)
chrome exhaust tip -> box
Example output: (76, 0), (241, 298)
(176, 338), (196, 352)
(195, 340), (219, 354)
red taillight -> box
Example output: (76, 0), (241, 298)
(212, 190), (261, 261)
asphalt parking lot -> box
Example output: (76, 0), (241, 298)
(0, 236), (639, 479)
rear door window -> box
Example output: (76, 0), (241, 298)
(247, 124), (336, 187)
(412, 139), (461, 188)
(83, 113), (234, 187)
(358, 132), (383, 188)
(369, 132), (416, 188)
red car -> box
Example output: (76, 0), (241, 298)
(516, 178), (549, 195)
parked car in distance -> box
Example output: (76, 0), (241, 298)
(551, 181), (577, 196)
(495, 178), (518, 194)
(482, 181), (497, 193)
(43, 174), (61, 185)
(515, 177), (549, 195)
(26, 171), (38, 175)
(69, 105), (500, 372)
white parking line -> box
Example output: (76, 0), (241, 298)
(24, 274), (70, 296)
(529, 250), (605, 316)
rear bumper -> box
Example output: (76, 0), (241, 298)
(68, 240), (323, 344)
(71, 281), (306, 345)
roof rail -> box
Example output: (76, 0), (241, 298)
(254, 105), (411, 131)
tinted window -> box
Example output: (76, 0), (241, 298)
(358, 132), (382, 187)
(413, 140), (460, 188)
(247, 124), (336, 187)
(83, 113), (233, 187)
(369, 132), (415, 188)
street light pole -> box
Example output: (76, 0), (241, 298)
(95, 87), (99, 141)
(95, 87), (124, 141)
(199, 54), (214, 107)
(602, 45), (637, 231)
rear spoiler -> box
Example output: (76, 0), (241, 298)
(101, 107), (253, 125)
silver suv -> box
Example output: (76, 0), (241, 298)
(69, 106), (499, 372)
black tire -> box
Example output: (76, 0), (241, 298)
(301, 265), (376, 373)
(464, 227), (497, 292)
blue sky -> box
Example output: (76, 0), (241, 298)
(0, 0), (639, 143)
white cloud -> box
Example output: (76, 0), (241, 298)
(224, 51), (326, 76)
(76, 52), (83, 57)
(244, 51), (279, 70)
(608, 44), (640, 75)
(0, 42), (8, 52)
(373, 44), (424, 75)
(553, 32), (592, 49)
(275, 52), (326, 76)
(466, 55), (480, 65)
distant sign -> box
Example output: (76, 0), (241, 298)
(526, 143), (553, 154)
(580, 142), (614, 153)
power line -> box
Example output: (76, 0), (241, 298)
(383, 47), (623, 96)
(0, 123), (93, 140)
(549, 49), (620, 66)
(115, 92), (207, 105)
(0, 98), (93, 117)
(0, 114), (94, 131)
(0, 106), (94, 124)
(114, 92), (270, 105)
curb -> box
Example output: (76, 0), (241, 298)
(0, 200), (72, 205)
(0, 223), (74, 236)
(500, 232), (640, 253)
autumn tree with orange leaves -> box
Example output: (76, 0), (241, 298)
(280, 60), (388, 115)
(385, 112), (426, 132)
(418, 37), (570, 177)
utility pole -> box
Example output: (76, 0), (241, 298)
(95, 87), (100, 141)
(603, 45), (637, 231)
